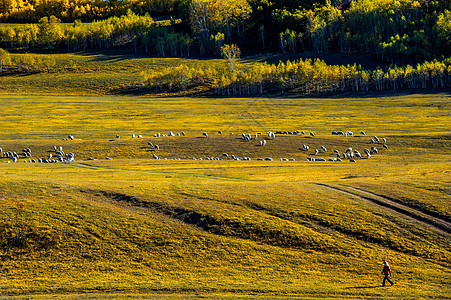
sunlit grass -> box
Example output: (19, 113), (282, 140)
(0, 94), (449, 298)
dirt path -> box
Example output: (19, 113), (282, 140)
(316, 183), (451, 237)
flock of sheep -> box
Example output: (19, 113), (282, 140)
(0, 130), (389, 163)
(0, 142), (75, 164)
(142, 129), (388, 162)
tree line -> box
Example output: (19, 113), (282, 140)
(141, 55), (451, 96)
(1, 0), (451, 73)
(0, 11), (193, 56)
(0, 0), (181, 23)
(0, 48), (56, 73)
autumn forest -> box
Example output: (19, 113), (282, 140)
(1, 0), (451, 95)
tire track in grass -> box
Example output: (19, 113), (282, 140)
(316, 183), (451, 237)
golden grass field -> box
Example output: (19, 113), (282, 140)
(0, 91), (450, 299)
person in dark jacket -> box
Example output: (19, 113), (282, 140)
(382, 260), (394, 286)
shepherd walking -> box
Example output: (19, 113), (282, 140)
(382, 260), (394, 286)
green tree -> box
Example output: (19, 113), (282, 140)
(38, 15), (64, 49)
(0, 48), (11, 72)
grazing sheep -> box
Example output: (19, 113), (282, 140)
(366, 153), (371, 159)
(301, 131), (305, 135)
(371, 146), (378, 154)
(314, 149), (319, 155)
(360, 131), (366, 136)
(223, 153), (229, 158)
(154, 145), (159, 150)
(152, 154), (159, 159)
(350, 159), (356, 163)
(148, 141), (153, 147)
(68, 135), (74, 140)
(181, 132), (185, 136)
(132, 134), (135, 138)
(321, 146), (327, 152)
(310, 132), (314, 137)
(116, 135), (120, 139)
(383, 138), (387, 143)
(218, 130), (223, 134)
(12, 157), (17, 163)
(374, 136), (379, 143)
(264, 157), (273, 161)
(383, 144), (388, 150)
(202, 132), (208, 138)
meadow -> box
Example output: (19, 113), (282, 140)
(0, 92), (449, 299)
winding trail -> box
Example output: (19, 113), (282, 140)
(316, 183), (451, 237)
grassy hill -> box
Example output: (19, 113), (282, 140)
(0, 51), (227, 96)
(0, 94), (449, 299)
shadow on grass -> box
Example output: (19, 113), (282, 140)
(346, 285), (381, 289)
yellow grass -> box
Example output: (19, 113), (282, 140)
(0, 93), (449, 299)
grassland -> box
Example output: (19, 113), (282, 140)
(0, 92), (449, 299)
(0, 51), (229, 96)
